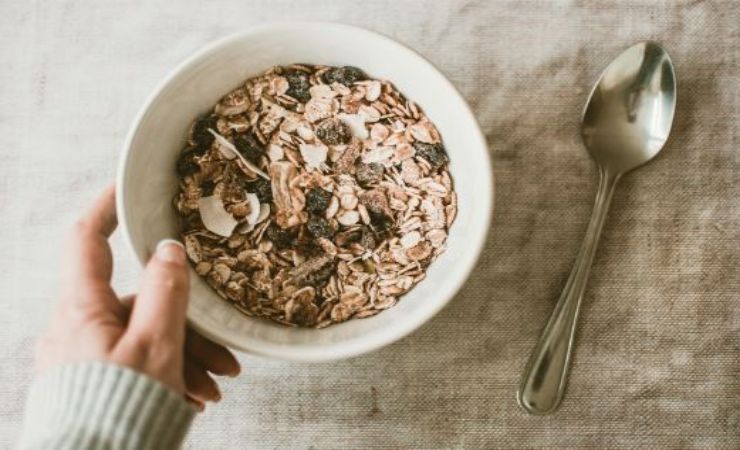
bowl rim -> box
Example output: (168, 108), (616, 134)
(116, 21), (494, 361)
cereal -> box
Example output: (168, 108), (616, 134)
(173, 64), (456, 327)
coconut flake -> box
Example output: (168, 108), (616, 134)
(299, 143), (328, 170)
(208, 129), (270, 180)
(198, 195), (238, 237)
(210, 129), (238, 160)
(337, 113), (368, 140)
(256, 203), (270, 224)
(245, 193), (261, 224)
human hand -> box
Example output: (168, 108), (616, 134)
(35, 185), (240, 410)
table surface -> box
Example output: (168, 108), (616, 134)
(2, 1), (739, 448)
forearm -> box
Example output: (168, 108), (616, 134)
(18, 362), (195, 450)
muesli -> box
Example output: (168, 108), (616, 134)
(174, 64), (456, 328)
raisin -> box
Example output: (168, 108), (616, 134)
(234, 132), (264, 163)
(369, 210), (392, 232)
(355, 162), (384, 187)
(192, 114), (218, 150)
(334, 226), (375, 249)
(285, 70), (311, 102)
(245, 178), (272, 203)
(200, 180), (215, 196)
(266, 224), (296, 250)
(192, 143), (209, 157)
(335, 228), (360, 247)
(305, 187), (333, 214)
(360, 227), (377, 249)
(306, 215), (335, 239)
(413, 142), (448, 170)
(322, 66), (366, 87)
(294, 234), (324, 257)
(315, 118), (351, 145)
(179, 213), (203, 233)
(304, 262), (334, 289)
(176, 150), (198, 176)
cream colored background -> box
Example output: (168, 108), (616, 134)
(2, 1), (739, 448)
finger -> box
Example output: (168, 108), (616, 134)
(186, 330), (241, 377)
(184, 359), (221, 403)
(64, 185), (118, 292)
(79, 184), (118, 238)
(125, 240), (190, 346)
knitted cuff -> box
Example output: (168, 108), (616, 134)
(18, 362), (194, 450)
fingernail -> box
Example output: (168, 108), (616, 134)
(227, 366), (241, 378)
(156, 239), (186, 264)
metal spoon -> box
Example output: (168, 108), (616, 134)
(517, 42), (676, 415)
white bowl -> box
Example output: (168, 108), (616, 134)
(117, 22), (493, 362)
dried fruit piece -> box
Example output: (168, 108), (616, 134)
(306, 215), (335, 239)
(323, 66), (366, 86)
(234, 132), (264, 163)
(200, 180), (215, 196)
(356, 162), (384, 187)
(191, 114), (218, 150)
(359, 189), (394, 231)
(334, 139), (361, 174)
(413, 142), (448, 170)
(209, 129), (269, 179)
(315, 118), (352, 145)
(305, 187), (332, 214)
(265, 223), (297, 250)
(294, 234), (323, 257)
(245, 178), (273, 203)
(285, 69), (311, 102)
(303, 261), (334, 288)
(176, 150), (198, 176)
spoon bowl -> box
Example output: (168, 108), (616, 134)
(581, 41), (676, 173)
(518, 41), (676, 415)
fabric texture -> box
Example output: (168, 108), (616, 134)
(17, 362), (194, 450)
(2, 0), (740, 448)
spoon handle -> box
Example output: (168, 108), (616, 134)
(517, 166), (620, 415)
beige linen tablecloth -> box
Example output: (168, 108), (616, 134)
(2, 1), (739, 448)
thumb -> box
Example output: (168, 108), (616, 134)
(126, 239), (190, 346)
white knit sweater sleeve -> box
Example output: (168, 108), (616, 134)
(18, 362), (195, 450)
